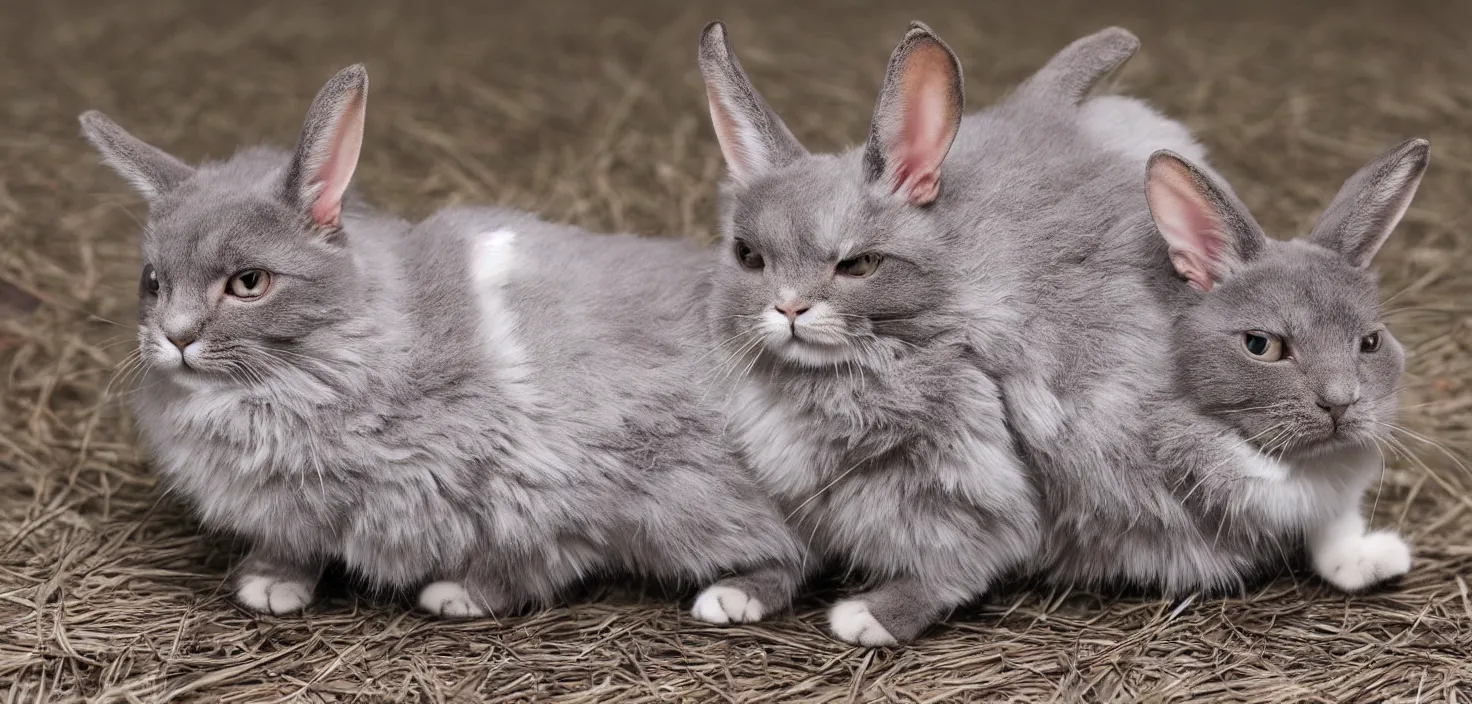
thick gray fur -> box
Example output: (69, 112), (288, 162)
(699, 20), (1421, 645)
(697, 24), (1145, 645)
(1015, 26), (1140, 106)
(80, 65), (803, 618)
(1021, 133), (1424, 596)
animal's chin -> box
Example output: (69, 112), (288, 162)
(765, 336), (854, 368)
(1276, 423), (1377, 460)
(154, 359), (233, 390)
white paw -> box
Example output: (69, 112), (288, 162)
(1314, 531), (1412, 592)
(829, 599), (897, 647)
(418, 581), (487, 619)
(691, 585), (765, 624)
(236, 575), (313, 615)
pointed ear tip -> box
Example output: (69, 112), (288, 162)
(1098, 26), (1140, 44)
(899, 29), (957, 66)
(903, 24), (940, 44)
(1147, 150), (1185, 168)
(332, 64), (369, 91)
(700, 21), (727, 45)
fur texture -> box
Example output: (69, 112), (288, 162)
(697, 24), (1144, 644)
(1037, 101), (1424, 596)
(80, 65), (803, 620)
(698, 21), (1421, 645)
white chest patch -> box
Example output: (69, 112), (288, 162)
(1233, 444), (1291, 483)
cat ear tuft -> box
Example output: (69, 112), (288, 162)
(284, 64), (368, 230)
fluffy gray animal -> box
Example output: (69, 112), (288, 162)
(81, 64), (803, 623)
(1010, 89), (1422, 602)
(698, 19), (1422, 645)
(697, 22), (1143, 645)
(1033, 139), (1425, 598)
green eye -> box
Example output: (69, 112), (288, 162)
(1360, 331), (1382, 353)
(1243, 331), (1285, 361)
(836, 252), (883, 278)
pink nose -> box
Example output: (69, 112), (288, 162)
(775, 300), (810, 322)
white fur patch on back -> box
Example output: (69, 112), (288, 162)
(1081, 96), (1207, 165)
(470, 229), (535, 390)
(472, 228), (519, 290)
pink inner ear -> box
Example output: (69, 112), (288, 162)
(891, 47), (956, 205)
(1148, 162), (1226, 291)
(310, 96), (365, 228)
(707, 85), (756, 184)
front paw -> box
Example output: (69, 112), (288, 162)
(691, 584), (766, 624)
(236, 574), (314, 615)
(829, 599), (898, 647)
(418, 581), (488, 619)
(1314, 530), (1412, 592)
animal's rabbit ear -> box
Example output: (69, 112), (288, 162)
(698, 22), (808, 186)
(79, 111), (196, 201)
(1015, 27), (1139, 106)
(1146, 150), (1268, 292)
(1309, 138), (1429, 268)
(284, 64), (368, 230)
(862, 22), (963, 206)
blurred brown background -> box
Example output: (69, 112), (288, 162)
(3, 0), (1469, 701)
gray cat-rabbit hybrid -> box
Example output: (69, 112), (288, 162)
(1003, 63), (1422, 600)
(698, 22), (1144, 645)
(1045, 137), (1425, 598)
(699, 20), (1422, 646)
(80, 65), (804, 623)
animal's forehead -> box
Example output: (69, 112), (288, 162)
(1216, 244), (1381, 336)
(731, 160), (882, 251)
(145, 193), (298, 267)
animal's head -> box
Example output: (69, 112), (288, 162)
(697, 22), (1140, 371)
(697, 21), (967, 369)
(82, 65), (370, 389)
(1148, 139), (1428, 458)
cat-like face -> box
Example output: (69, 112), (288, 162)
(709, 156), (956, 368)
(1147, 139), (1428, 459)
(1174, 243), (1406, 458)
(133, 165), (357, 386)
(698, 22), (964, 370)
(82, 65), (369, 389)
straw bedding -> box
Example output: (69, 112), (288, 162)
(3, 0), (1469, 700)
